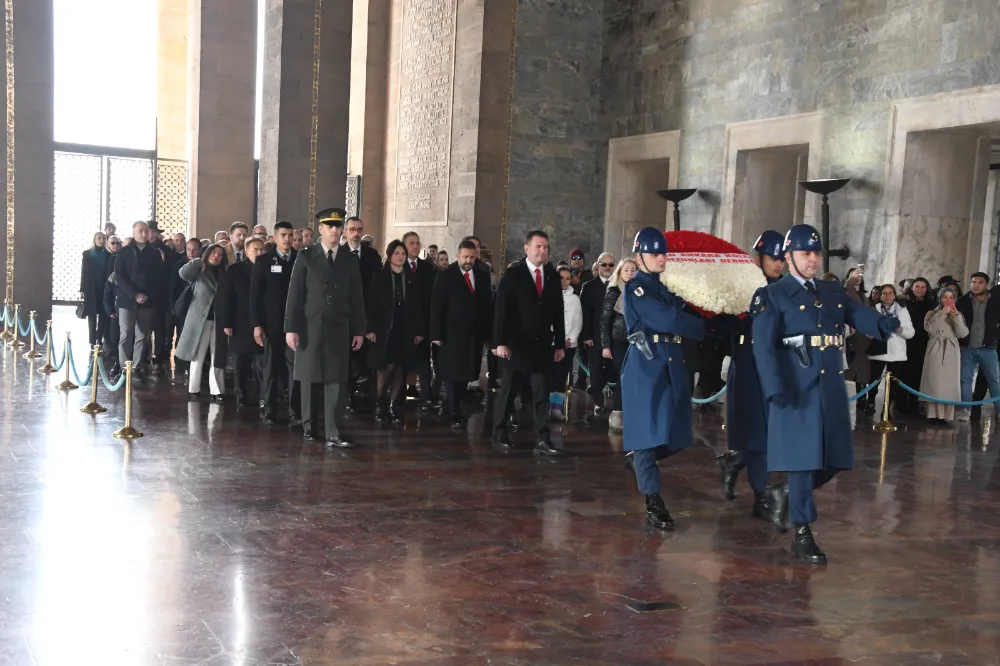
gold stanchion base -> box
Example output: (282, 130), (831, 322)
(37, 364), (55, 374)
(112, 426), (144, 440)
(9, 339), (25, 348)
(81, 402), (107, 415)
(873, 420), (897, 433)
(22, 349), (42, 359)
(0, 331), (13, 343)
(55, 380), (79, 391)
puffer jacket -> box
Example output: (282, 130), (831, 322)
(600, 285), (627, 349)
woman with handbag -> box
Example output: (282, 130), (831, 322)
(174, 244), (228, 400)
(865, 284), (915, 416)
(920, 286), (968, 424)
(79, 231), (112, 348)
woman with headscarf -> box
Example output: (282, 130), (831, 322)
(80, 231), (112, 348)
(920, 286), (968, 424)
(175, 244), (229, 400)
(897, 277), (936, 415)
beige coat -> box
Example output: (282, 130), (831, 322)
(919, 308), (968, 404)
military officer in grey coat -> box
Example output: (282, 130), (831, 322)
(284, 207), (367, 447)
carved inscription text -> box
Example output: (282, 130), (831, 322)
(394, 0), (456, 225)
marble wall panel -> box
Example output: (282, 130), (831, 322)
(896, 216), (970, 284)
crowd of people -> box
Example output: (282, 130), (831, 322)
(77, 213), (647, 450)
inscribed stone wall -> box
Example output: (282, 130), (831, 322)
(393, 0), (457, 226)
(599, 0), (1000, 273)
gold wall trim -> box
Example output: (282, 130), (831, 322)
(498, 0), (518, 272)
(307, 0), (322, 228)
(4, 0), (14, 303)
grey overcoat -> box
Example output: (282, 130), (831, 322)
(284, 244), (366, 384)
(919, 307), (968, 404)
(175, 258), (224, 364)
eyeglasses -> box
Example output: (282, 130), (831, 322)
(599, 262), (614, 268)
(109, 242), (119, 246)
(570, 256), (583, 261)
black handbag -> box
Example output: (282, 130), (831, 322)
(75, 301), (86, 319)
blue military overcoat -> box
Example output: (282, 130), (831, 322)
(752, 274), (890, 472)
(621, 271), (706, 452)
(725, 282), (774, 454)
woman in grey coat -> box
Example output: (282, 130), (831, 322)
(920, 286), (968, 424)
(175, 244), (228, 399)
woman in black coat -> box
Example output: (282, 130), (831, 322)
(219, 237), (265, 406)
(898, 277), (936, 415)
(365, 239), (425, 422)
(80, 231), (112, 347)
(600, 258), (637, 420)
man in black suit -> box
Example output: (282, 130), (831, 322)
(578, 251), (616, 414)
(430, 240), (493, 427)
(250, 220), (299, 425)
(342, 216), (381, 409)
(491, 230), (565, 455)
(402, 231), (439, 411)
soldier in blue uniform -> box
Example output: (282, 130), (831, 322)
(717, 230), (786, 522)
(621, 227), (707, 530)
(753, 224), (899, 564)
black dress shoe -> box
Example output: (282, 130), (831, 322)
(303, 429), (319, 440)
(287, 416), (303, 428)
(644, 494), (675, 530)
(210, 395), (224, 404)
(624, 451), (634, 471)
(765, 484), (790, 533)
(375, 398), (389, 422)
(716, 451), (744, 501)
(493, 432), (513, 450)
(509, 413), (521, 429)
(534, 440), (561, 456)
(751, 491), (772, 521)
(390, 403), (404, 424)
(325, 437), (353, 449)
(261, 413), (276, 426)
(791, 524), (828, 564)
(188, 392), (201, 400)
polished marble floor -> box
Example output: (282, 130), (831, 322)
(2, 315), (1000, 664)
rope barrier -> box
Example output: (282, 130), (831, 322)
(66, 341), (94, 387)
(893, 378), (1000, 407)
(847, 377), (882, 403)
(51, 336), (67, 372)
(30, 318), (46, 346)
(16, 310), (29, 337)
(97, 356), (127, 392)
(692, 385), (726, 404)
(2, 303), (12, 327)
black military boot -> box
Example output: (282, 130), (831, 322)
(765, 484), (790, 533)
(716, 451), (744, 501)
(644, 494), (675, 531)
(751, 491), (771, 521)
(791, 524), (827, 564)
(389, 401), (404, 424)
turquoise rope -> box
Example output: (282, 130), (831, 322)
(2, 304), (12, 327)
(894, 378), (1000, 407)
(692, 385), (727, 404)
(51, 338), (67, 372)
(67, 342), (94, 386)
(31, 319), (47, 346)
(97, 356), (127, 391)
(847, 377), (882, 403)
(16, 312), (30, 338)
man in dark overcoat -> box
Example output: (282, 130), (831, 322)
(430, 239), (493, 427)
(251, 221), (299, 425)
(342, 215), (381, 410)
(491, 230), (565, 456)
(284, 208), (366, 447)
(219, 236), (265, 409)
(753, 224), (897, 564)
(402, 231), (439, 410)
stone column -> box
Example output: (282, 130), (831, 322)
(258, 0), (352, 231)
(187, 0), (257, 239)
(347, 0), (390, 246)
(1, 0), (55, 322)
(156, 0), (187, 161)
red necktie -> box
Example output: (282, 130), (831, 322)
(410, 260), (417, 273)
(534, 268), (542, 297)
(464, 271), (474, 294)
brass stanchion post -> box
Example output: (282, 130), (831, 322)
(55, 331), (78, 391)
(0, 299), (11, 343)
(873, 371), (897, 433)
(81, 345), (106, 414)
(10, 303), (24, 348)
(22, 310), (41, 358)
(37, 320), (55, 374)
(113, 361), (143, 440)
